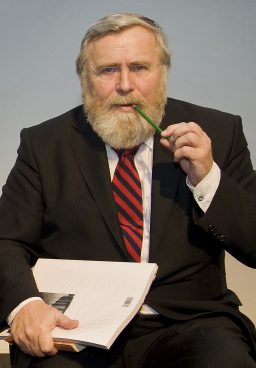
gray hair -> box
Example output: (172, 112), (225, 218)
(76, 13), (171, 79)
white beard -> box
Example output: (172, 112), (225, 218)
(82, 80), (167, 149)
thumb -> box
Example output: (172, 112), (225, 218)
(56, 312), (79, 330)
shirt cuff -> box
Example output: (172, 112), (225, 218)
(7, 297), (43, 325)
(186, 162), (221, 212)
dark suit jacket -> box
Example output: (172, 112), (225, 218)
(0, 98), (256, 355)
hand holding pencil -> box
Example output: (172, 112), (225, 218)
(134, 105), (213, 186)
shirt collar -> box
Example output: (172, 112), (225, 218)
(106, 135), (154, 158)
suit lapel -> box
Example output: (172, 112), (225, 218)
(149, 99), (187, 259)
(68, 109), (127, 257)
(149, 138), (182, 258)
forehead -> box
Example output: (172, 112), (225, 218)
(87, 26), (159, 64)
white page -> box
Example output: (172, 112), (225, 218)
(33, 259), (158, 348)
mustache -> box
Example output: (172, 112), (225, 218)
(105, 95), (147, 108)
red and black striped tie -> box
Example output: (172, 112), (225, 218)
(112, 147), (143, 262)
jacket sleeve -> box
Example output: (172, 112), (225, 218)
(194, 115), (256, 268)
(0, 128), (42, 325)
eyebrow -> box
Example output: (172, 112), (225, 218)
(95, 61), (151, 70)
(97, 63), (120, 69)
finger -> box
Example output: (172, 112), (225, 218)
(174, 122), (204, 137)
(163, 122), (204, 141)
(161, 123), (183, 138)
(17, 322), (58, 357)
(172, 131), (201, 150)
(173, 146), (195, 161)
(18, 337), (46, 357)
(160, 136), (172, 149)
(56, 312), (79, 330)
(18, 345), (43, 357)
(38, 332), (58, 356)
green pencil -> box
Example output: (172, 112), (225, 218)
(134, 105), (170, 141)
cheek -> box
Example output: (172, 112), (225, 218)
(137, 77), (162, 100)
(90, 79), (115, 100)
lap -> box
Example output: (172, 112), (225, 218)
(141, 315), (256, 368)
(12, 314), (256, 368)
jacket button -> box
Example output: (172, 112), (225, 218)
(208, 225), (216, 234)
(217, 234), (226, 242)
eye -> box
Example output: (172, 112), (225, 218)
(130, 64), (147, 72)
(100, 66), (119, 75)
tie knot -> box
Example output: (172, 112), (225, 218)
(114, 146), (139, 159)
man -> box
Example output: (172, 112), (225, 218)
(0, 12), (256, 368)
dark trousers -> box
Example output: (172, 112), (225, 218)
(11, 314), (256, 368)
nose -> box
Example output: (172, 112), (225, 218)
(116, 69), (134, 95)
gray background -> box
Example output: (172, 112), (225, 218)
(1, 0), (256, 186)
(0, 1), (255, 353)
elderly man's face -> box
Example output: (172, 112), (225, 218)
(82, 26), (167, 148)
